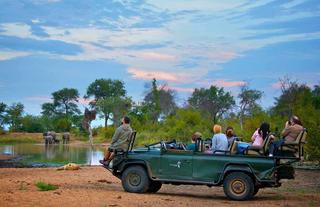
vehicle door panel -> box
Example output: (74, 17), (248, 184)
(159, 150), (193, 180)
(192, 153), (228, 182)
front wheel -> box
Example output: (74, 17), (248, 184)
(121, 166), (150, 193)
(223, 172), (254, 201)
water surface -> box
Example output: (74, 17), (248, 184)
(0, 144), (105, 167)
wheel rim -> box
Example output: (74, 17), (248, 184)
(128, 172), (141, 186)
(230, 179), (246, 196)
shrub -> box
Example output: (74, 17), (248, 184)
(35, 181), (58, 191)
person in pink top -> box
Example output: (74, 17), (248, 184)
(251, 122), (270, 146)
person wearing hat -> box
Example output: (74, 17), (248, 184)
(269, 115), (303, 156)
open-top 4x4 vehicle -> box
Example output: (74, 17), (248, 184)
(103, 129), (307, 201)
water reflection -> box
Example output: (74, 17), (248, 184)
(0, 144), (105, 166)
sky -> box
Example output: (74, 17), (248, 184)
(0, 0), (320, 123)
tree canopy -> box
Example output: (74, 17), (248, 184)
(188, 85), (235, 123)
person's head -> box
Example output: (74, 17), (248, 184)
(258, 122), (270, 139)
(225, 126), (234, 138)
(192, 132), (202, 142)
(290, 115), (302, 126)
(122, 116), (130, 125)
(213, 124), (222, 134)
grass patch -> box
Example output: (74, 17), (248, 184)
(35, 181), (59, 191)
(0, 136), (38, 144)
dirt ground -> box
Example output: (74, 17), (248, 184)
(0, 167), (319, 207)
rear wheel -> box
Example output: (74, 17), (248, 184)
(223, 172), (254, 201)
(121, 166), (150, 193)
(148, 181), (162, 193)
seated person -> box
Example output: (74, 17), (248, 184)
(269, 115), (303, 156)
(211, 124), (228, 153)
(225, 126), (239, 147)
(99, 116), (132, 166)
(251, 122), (270, 146)
(235, 122), (270, 154)
(186, 132), (202, 151)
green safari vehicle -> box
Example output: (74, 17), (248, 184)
(103, 130), (307, 201)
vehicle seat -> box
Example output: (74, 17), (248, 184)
(245, 134), (274, 156)
(127, 131), (137, 152)
(279, 128), (307, 158)
(230, 141), (238, 155)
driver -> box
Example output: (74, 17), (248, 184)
(99, 116), (132, 166)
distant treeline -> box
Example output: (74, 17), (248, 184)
(0, 77), (319, 161)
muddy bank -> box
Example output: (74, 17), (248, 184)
(0, 167), (319, 207)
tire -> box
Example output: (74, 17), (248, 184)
(121, 165), (150, 193)
(253, 186), (259, 196)
(223, 172), (254, 201)
(148, 181), (162, 193)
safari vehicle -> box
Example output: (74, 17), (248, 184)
(103, 129), (307, 201)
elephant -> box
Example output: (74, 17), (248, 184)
(43, 131), (59, 144)
(44, 135), (53, 145)
(62, 132), (70, 144)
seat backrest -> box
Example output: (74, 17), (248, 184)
(300, 128), (307, 144)
(127, 131), (137, 151)
(230, 141), (238, 155)
(263, 134), (274, 154)
(290, 129), (305, 144)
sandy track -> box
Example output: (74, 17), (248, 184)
(0, 167), (319, 207)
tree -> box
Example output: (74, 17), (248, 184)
(5, 103), (24, 132)
(86, 79), (126, 127)
(41, 102), (57, 117)
(0, 102), (6, 130)
(96, 97), (132, 126)
(273, 78), (312, 118)
(238, 85), (263, 130)
(143, 79), (177, 122)
(188, 85), (235, 123)
(21, 115), (44, 132)
(271, 79), (320, 161)
(52, 88), (80, 116)
(312, 85), (320, 109)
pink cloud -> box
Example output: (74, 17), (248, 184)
(77, 98), (93, 105)
(137, 52), (176, 61)
(128, 67), (179, 82)
(272, 81), (282, 89)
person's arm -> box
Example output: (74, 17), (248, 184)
(251, 130), (258, 142)
(211, 136), (217, 151)
(281, 125), (291, 138)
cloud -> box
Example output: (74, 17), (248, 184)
(271, 81), (282, 89)
(0, 50), (31, 61)
(77, 98), (93, 105)
(281, 0), (308, 9)
(128, 67), (179, 82)
(136, 51), (176, 61)
(0, 23), (33, 39)
(1, 0), (320, 88)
